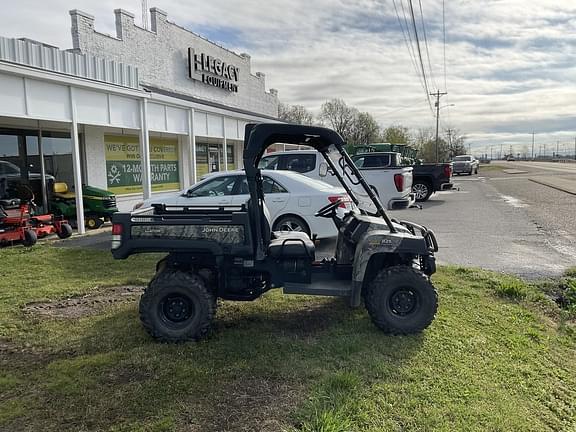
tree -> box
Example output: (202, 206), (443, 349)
(414, 128), (450, 162)
(348, 112), (381, 145)
(381, 125), (411, 144)
(278, 102), (314, 125)
(318, 99), (357, 142)
(445, 128), (467, 158)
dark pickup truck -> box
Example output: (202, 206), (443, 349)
(351, 152), (453, 202)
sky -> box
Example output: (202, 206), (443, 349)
(2, 0), (576, 156)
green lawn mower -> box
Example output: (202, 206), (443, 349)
(50, 182), (118, 229)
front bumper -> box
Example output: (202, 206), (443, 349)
(453, 165), (472, 173)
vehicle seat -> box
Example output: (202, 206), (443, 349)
(268, 235), (315, 259)
(53, 182), (76, 199)
(247, 198), (315, 260)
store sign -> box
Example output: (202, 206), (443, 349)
(188, 48), (239, 92)
(105, 136), (180, 195)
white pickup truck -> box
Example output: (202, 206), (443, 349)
(258, 150), (414, 210)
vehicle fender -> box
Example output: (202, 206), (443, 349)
(350, 230), (403, 307)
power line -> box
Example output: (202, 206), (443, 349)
(392, 0), (426, 94)
(407, 0), (434, 115)
(418, 0), (437, 90)
(442, 0), (447, 92)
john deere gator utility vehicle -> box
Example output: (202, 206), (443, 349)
(111, 123), (439, 342)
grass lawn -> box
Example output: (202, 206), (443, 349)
(0, 245), (575, 431)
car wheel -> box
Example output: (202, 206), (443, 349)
(273, 215), (311, 237)
(412, 181), (432, 202)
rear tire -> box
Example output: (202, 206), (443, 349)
(365, 265), (437, 334)
(22, 229), (37, 247)
(273, 215), (311, 237)
(139, 270), (215, 343)
(412, 181), (433, 202)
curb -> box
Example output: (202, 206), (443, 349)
(529, 179), (576, 196)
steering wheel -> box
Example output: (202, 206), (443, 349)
(315, 199), (342, 218)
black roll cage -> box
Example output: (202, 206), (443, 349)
(243, 123), (397, 259)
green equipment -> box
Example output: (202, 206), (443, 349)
(50, 182), (118, 229)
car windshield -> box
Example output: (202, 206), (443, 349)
(454, 156), (471, 161)
(323, 144), (379, 214)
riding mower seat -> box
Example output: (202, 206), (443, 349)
(53, 182), (76, 199)
(0, 198), (21, 209)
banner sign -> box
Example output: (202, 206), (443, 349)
(105, 136), (180, 195)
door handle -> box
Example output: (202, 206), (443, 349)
(271, 198), (286, 202)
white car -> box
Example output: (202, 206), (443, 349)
(258, 150), (414, 210)
(134, 170), (353, 239)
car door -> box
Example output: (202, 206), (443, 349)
(177, 175), (238, 206)
(230, 175), (289, 220)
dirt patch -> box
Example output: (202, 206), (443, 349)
(179, 376), (304, 432)
(22, 285), (144, 319)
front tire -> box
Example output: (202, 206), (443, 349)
(22, 229), (37, 247)
(139, 270), (215, 343)
(412, 181), (433, 202)
(365, 266), (437, 334)
(57, 223), (73, 239)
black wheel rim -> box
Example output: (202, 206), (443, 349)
(389, 289), (418, 316)
(159, 294), (195, 328)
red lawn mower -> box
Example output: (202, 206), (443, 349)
(0, 180), (72, 247)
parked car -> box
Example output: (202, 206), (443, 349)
(452, 155), (479, 175)
(350, 152), (453, 202)
(134, 170), (353, 239)
(258, 150), (414, 210)
(506, 155), (516, 161)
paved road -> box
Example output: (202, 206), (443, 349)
(391, 167), (575, 278)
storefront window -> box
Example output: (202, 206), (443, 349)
(195, 143), (209, 178)
(104, 135), (180, 195)
(0, 129), (71, 214)
(227, 144), (235, 170)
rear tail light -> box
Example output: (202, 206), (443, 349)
(328, 195), (352, 208)
(111, 223), (123, 250)
(444, 164), (452, 178)
(394, 174), (404, 192)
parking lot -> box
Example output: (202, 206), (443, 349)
(391, 161), (576, 278)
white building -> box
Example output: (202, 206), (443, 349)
(0, 7), (280, 232)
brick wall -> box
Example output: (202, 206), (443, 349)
(70, 8), (279, 118)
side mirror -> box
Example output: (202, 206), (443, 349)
(319, 162), (328, 177)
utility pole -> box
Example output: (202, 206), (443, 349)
(574, 137), (576, 161)
(490, 146), (493, 160)
(500, 144), (503, 160)
(556, 141), (560, 158)
(543, 143), (547, 158)
(531, 132), (535, 160)
(431, 90), (447, 163)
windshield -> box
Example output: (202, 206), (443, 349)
(454, 156), (471, 161)
(324, 144), (380, 214)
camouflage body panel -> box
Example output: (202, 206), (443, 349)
(131, 224), (245, 244)
(352, 230), (405, 284)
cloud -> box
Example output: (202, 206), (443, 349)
(1, 0), (575, 154)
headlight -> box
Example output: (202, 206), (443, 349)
(133, 202), (144, 211)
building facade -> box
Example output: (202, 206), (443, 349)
(0, 7), (280, 232)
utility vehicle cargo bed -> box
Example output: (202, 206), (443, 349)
(111, 204), (253, 259)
